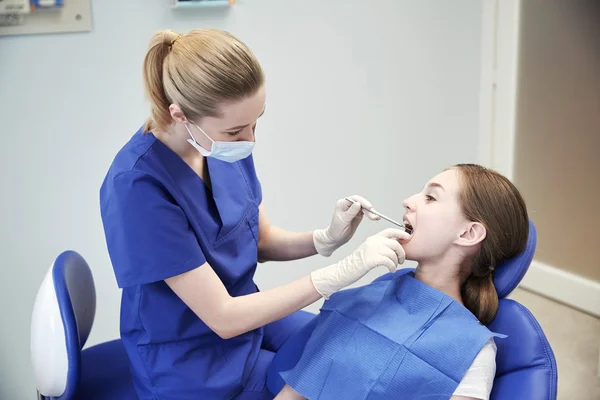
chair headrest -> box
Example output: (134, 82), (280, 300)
(493, 219), (537, 298)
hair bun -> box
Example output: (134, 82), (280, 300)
(161, 30), (182, 48)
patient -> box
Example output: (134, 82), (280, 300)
(273, 164), (529, 400)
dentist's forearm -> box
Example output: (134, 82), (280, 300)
(258, 226), (318, 262)
(167, 261), (321, 340)
(221, 275), (321, 338)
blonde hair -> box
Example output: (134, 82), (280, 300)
(142, 29), (264, 133)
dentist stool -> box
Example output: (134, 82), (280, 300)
(30, 250), (136, 399)
(267, 220), (558, 399)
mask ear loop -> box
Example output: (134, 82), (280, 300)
(184, 122), (214, 156)
(185, 121), (215, 144)
(184, 123), (199, 144)
(192, 123), (215, 145)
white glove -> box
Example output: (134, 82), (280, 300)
(313, 195), (379, 257)
(310, 228), (410, 299)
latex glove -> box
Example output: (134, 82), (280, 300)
(313, 195), (380, 257)
(310, 228), (410, 299)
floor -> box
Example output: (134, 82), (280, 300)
(509, 288), (600, 400)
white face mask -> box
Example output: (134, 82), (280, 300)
(185, 122), (255, 163)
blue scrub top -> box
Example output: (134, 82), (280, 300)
(100, 127), (264, 399)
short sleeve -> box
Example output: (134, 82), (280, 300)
(452, 339), (497, 399)
(100, 171), (207, 288)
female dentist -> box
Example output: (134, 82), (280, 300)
(100, 29), (409, 400)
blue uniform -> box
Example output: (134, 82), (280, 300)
(267, 270), (504, 399)
(100, 128), (313, 399)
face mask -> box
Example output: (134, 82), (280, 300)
(185, 122), (255, 163)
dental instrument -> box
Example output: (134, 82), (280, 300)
(344, 197), (412, 234)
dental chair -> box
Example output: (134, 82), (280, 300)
(30, 250), (136, 399)
(267, 220), (558, 399)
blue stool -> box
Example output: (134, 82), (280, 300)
(267, 220), (558, 399)
(30, 250), (136, 399)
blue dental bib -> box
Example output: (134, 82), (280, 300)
(269, 270), (505, 399)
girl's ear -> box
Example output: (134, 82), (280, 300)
(455, 221), (486, 247)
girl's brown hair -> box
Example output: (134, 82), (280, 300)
(453, 164), (529, 324)
(142, 29), (264, 133)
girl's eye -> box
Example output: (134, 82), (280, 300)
(425, 195), (436, 202)
(227, 130), (242, 136)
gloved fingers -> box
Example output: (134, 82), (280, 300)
(342, 200), (363, 220)
(381, 238), (406, 265)
(346, 195), (373, 210)
(374, 253), (399, 273)
(375, 245), (399, 272)
(376, 228), (411, 241)
(346, 195), (380, 221)
(329, 205), (360, 230)
(337, 197), (353, 212)
(335, 199), (364, 225)
(335, 197), (361, 217)
(363, 209), (381, 221)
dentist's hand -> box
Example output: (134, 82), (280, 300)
(313, 195), (379, 257)
(310, 228), (410, 299)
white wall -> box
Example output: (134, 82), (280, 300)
(0, 0), (483, 397)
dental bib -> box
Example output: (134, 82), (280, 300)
(270, 270), (505, 399)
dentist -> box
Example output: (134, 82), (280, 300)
(100, 29), (409, 400)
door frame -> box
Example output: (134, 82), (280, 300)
(479, 0), (600, 320)
(478, 0), (521, 178)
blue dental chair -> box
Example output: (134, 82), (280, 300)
(30, 250), (136, 399)
(267, 220), (558, 399)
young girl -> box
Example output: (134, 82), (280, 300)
(271, 164), (529, 400)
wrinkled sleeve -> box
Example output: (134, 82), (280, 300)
(100, 170), (206, 288)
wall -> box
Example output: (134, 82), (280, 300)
(513, 0), (600, 282)
(0, 0), (483, 397)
